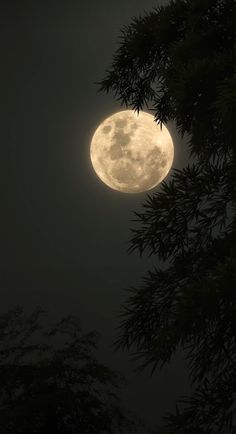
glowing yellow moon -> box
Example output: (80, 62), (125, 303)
(90, 110), (174, 193)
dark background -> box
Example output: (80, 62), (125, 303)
(1, 0), (190, 429)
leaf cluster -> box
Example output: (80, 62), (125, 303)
(0, 307), (138, 434)
(130, 160), (236, 261)
(99, 0), (236, 159)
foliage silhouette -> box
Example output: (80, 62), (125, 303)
(0, 307), (142, 434)
(99, 0), (236, 432)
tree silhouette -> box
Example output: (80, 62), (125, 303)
(99, 0), (236, 432)
(0, 307), (142, 434)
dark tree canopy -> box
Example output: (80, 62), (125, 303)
(100, 0), (236, 432)
(101, 0), (236, 159)
(0, 307), (141, 434)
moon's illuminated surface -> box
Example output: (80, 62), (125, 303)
(90, 110), (174, 193)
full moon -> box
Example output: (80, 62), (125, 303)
(90, 110), (174, 193)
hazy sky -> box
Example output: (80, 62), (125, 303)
(1, 1), (190, 429)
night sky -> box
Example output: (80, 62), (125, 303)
(1, 0), (191, 429)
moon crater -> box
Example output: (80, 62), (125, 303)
(90, 110), (174, 193)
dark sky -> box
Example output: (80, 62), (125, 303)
(1, 0), (190, 430)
